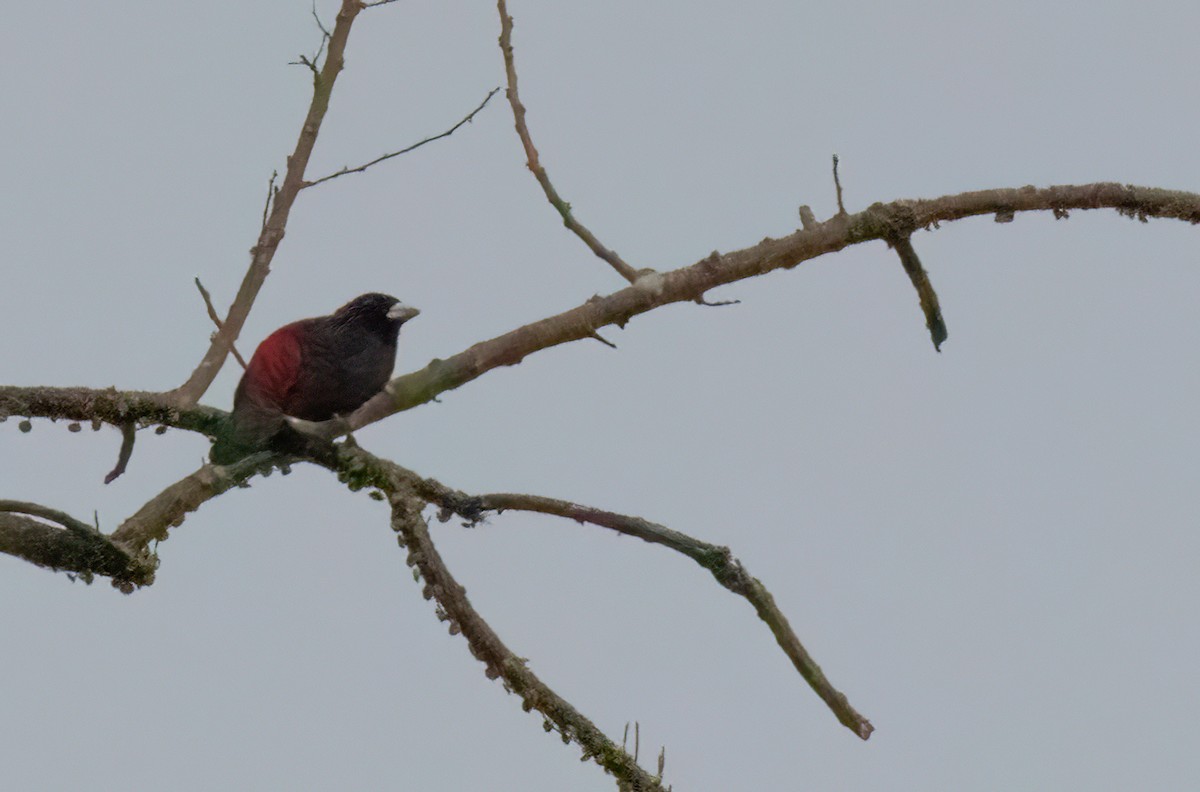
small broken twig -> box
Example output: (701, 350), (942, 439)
(194, 278), (248, 369)
(104, 421), (137, 484)
(588, 331), (617, 349)
(889, 234), (948, 351)
(694, 295), (741, 307)
(798, 204), (819, 230)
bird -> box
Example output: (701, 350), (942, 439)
(210, 293), (420, 464)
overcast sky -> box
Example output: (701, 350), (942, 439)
(4, 2), (1200, 790)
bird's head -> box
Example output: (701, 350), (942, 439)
(332, 292), (420, 338)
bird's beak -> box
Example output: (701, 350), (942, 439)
(387, 303), (420, 323)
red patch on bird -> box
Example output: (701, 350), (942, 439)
(242, 323), (303, 407)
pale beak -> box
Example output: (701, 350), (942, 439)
(387, 303), (420, 322)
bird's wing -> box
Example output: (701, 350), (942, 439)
(242, 323), (304, 409)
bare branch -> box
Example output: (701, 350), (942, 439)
(280, 437), (666, 785)
(0, 385), (223, 437)
(0, 386), (263, 570)
(168, 0), (364, 408)
(110, 454), (282, 554)
(10, 183), (1200, 446)
(303, 87), (501, 189)
(337, 182), (1200, 433)
(311, 446), (870, 738)
(496, 0), (640, 284)
(470, 492), (874, 740)
(104, 421), (137, 484)
(194, 278), (248, 369)
(889, 234), (947, 351)
(0, 390), (279, 581)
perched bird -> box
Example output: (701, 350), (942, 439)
(210, 293), (420, 464)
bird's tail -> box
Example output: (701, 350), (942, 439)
(209, 404), (286, 465)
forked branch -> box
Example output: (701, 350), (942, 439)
(390, 495), (668, 791)
(0, 501), (154, 587)
(309, 447), (870, 738)
(168, 0), (364, 408)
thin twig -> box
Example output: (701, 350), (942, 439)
(104, 421), (137, 484)
(311, 5), (331, 71)
(472, 492), (875, 740)
(194, 278), (248, 369)
(260, 170), (278, 233)
(832, 154), (846, 215)
(362, 0), (402, 6)
(288, 3), (333, 77)
(496, 0), (640, 283)
(311, 0), (332, 39)
(303, 87), (501, 189)
(168, 0), (364, 408)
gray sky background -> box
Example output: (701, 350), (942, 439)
(3, 2), (1199, 790)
